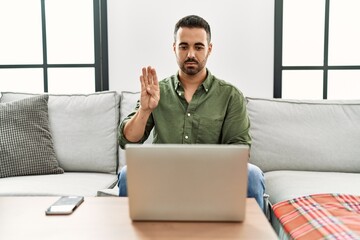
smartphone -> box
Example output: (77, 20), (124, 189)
(45, 196), (84, 215)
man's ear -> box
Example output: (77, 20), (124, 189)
(173, 42), (176, 53)
(208, 43), (213, 55)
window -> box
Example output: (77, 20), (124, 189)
(0, 0), (108, 93)
(274, 0), (360, 99)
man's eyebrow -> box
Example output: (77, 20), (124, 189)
(195, 43), (205, 47)
(178, 42), (205, 47)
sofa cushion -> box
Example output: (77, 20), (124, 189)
(247, 98), (360, 172)
(0, 91), (120, 173)
(120, 91), (141, 122)
(265, 170), (360, 204)
(0, 172), (117, 196)
(0, 95), (64, 178)
(97, 186), (119, 197)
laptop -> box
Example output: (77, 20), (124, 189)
(125, 144), (249, 222)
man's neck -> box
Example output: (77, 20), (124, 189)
(178, 68), (207, 103)
(179, 68), (207, 91)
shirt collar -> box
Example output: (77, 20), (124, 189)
(174, 69), (213, 93)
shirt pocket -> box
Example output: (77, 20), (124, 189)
(196, 116), (223, 144)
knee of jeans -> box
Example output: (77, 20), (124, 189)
(248, 164), (264, 178)
(248, 164), (265, 191)
(118, 166), (127, 186)
(120, 166), (127, 178)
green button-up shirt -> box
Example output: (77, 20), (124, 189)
(118, 70), (251, 148)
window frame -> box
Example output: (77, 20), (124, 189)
(274, 0), (360, 99)
(0, 0), (108, 93)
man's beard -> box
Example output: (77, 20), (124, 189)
(180, 57), (207, 75)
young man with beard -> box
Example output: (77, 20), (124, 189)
(118, 15), (265, 210)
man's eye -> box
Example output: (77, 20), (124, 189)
(195, 46), (204, 51)
(179, 46), (187, 50)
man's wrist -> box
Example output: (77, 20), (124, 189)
(138, 106), (152, 118)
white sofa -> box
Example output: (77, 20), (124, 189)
(246, 97), (360, 236)
(2, 90), (359, 236)
(0, 91), (121, 196)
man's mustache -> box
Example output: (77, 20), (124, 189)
(185, 58), (198, 63)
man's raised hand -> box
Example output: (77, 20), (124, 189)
(139, 66), (160, 112)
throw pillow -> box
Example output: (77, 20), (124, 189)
(0, 95), (64, 178)
(1, 91), (120, 174)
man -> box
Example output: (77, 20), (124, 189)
(118, 15), (265, 210)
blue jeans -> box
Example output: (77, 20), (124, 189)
(118, 163), (265, 211)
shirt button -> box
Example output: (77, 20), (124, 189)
(178, 92), (182, 96)
(187, 113), (191, 117)
(185, 136), (189, 139)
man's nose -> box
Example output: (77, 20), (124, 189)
(187, 48), (195, 58)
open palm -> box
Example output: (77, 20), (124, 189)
(140, 66), (160, 111)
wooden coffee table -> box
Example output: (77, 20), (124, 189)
(0, 197), (277, 239)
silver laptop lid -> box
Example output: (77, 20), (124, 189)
(126, 144), (249, 222)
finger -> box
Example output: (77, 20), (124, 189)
(140, 75), (146, 92)
(147, 67), (153, 86)
(142, 67), (147, 78)
(141, 67), (149, 90)
(150, 67), (159, 86)
(147, 66), (152, 85)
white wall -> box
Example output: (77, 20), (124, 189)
(107, 0), (274, 98)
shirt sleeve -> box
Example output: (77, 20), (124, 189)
(118, 100), (155, 149)
(220, 88), (252, 146)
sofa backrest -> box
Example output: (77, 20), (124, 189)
(247, 97), (360, 173)
(0, 91), (120, 174)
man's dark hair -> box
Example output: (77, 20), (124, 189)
(174, 15), (211, 43)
